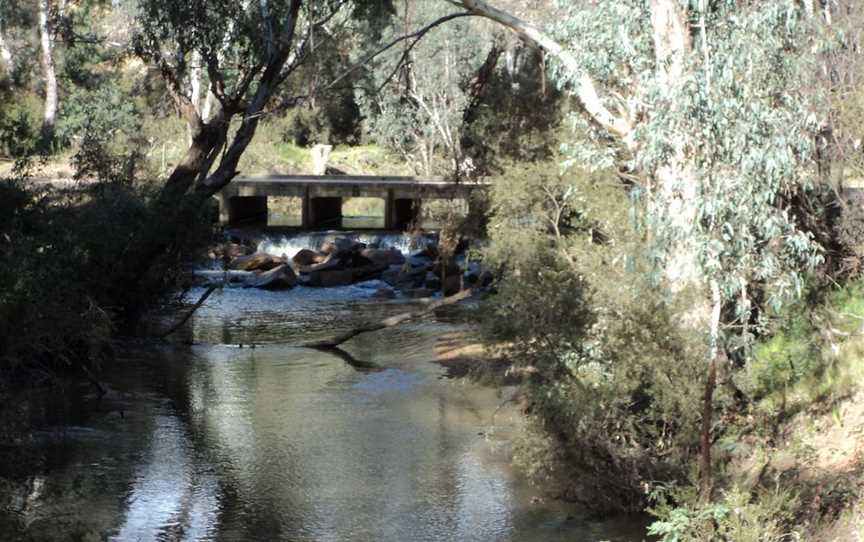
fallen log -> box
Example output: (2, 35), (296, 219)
(160, 285), (219, 339)
(305, 289), (475, 348)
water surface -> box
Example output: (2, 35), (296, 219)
(4, 284), (645, 541)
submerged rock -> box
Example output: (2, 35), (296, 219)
(360, 248), (405, 267)
(245, 264), (298, 290)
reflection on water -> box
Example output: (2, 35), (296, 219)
(5, 287), (645, 541)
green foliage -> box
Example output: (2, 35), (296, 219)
(462, 47), (565, 173)
(648, 484), (799, 542)
(483, 161), (709, 510)
(359, 2), (493, 176)
(746, 277), (864, 402)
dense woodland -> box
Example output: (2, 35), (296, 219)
(4, 0), (864, 539)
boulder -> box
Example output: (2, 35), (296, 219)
(244, 264), (298, 290)
(321, 237), (365, 256)
(381, 265), (403, 287)
(299, 253), (343, 274)
(292, 248), (327, 267)
(352, 263), (389, 283)
(306, 268), (355, 287)
(360, 248), (406, 267)
(230, 252), (285, 272)
(395, 265), (427, 289)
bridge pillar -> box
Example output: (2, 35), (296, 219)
(308, 197), (343, 229)
(387, 198), (421, 230)
(225, 196), (268, 225)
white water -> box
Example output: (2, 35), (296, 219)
(256, 230), (438, 259)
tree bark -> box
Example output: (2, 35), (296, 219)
(0, 21), (12, 70)
(38, 0), (58, 143)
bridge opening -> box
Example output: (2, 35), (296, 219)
(342, 197), (385, 229)
(417, 198), (469, 229)
(267, 196), (303, 226)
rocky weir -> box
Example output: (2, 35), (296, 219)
(194, 230), (493, 299)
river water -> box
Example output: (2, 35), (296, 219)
(2, 234), (646, 541)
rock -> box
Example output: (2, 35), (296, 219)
(381, 265), (403, 287)
(321, 237), (365, 256)
(372, 287), (396, 299)
(230, 252), (285, 272)
(360, 248), (406, 267)
(299, 253), (343, 274)
(405, 256), (433, 271)
(352, 263), (389, 283)
(442, 274), (462, 296)
(292, 248), (327, 267)
(395, 265), (427, 289)
(244, 264), (297, 290)
(306, 268), (355, 287)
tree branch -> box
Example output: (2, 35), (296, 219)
(451, 0), (632, 142)
(306, 289), (475, 348)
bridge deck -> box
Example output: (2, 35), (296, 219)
(216, 175), (486, 228)
(222, 175), (484, 200)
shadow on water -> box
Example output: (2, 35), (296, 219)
(1, 283), (648, 541)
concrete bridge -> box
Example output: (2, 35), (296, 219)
(215, 175), (485, 229)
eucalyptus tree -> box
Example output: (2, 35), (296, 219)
(360, 2), (499, 177)
(445, 0), (833, 496)
(37, 0), (58, 141)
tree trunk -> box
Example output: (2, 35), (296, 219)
(699, 350), (718, 500)
(0, 28), (12, 69)
(38, 0), (58, 143)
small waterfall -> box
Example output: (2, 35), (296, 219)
(256, 230), (438, 259)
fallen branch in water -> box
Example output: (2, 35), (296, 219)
(305, 289), (476, 349)
(311, 345), (381, 371)
(160, 285), (219, 339)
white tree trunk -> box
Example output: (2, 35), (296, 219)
(38, 0), (58, 140)
(188, 51), (203, 144)
(0, 14), (12, 70)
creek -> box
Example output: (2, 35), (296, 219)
(3, 232), (645, 541)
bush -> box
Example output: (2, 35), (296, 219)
(481, 161), (710, 511)
(648, 484), (799, 542)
